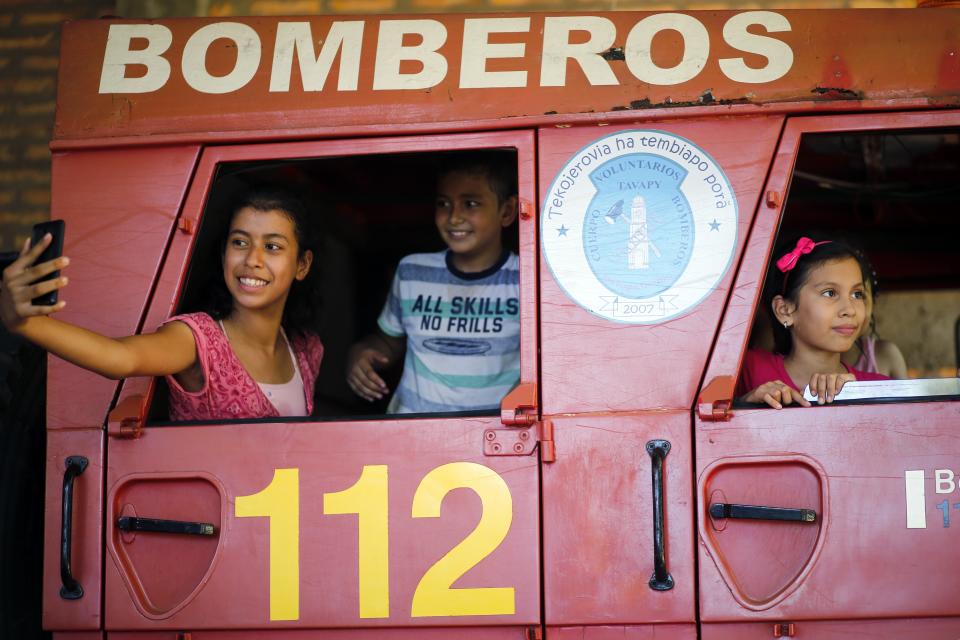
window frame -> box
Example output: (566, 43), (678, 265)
(701, 109), (960, 411)
(112, 130), (539, 426)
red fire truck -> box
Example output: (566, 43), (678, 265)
(17, 7), (960, 639)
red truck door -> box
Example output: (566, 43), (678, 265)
(536, 116), (785, 638)
(696, 110), (960, 638)
(99, 131), (542, 638)
(42, 145), (201, 635)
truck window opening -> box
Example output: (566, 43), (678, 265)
(147, 149), (521, 424)
(737, 127), (960, 406)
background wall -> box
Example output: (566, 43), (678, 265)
(877, 291), (960, 377)
(0, 1), (113, 251)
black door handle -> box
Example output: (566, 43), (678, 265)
(646, 439), (674, 591)
(710, 502), (817, 523)
(60, 456), (88, 600)
(117, 516), (216, 536)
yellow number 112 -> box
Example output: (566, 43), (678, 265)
(235, 463), (514, 622)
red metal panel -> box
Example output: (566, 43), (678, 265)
(43, 429), (104, 631)
(537, 117), (783, 414)
(702, 618), (960, 638)
(55, 12), (960, 142)
(542, 413), (695, 629)
(108, 629), (533, 639)
(103, 419), (539, 631)
(696, 401), (960, 621)
(47, 146), (200, 429)
(696, 110), (960, 629)
(98, 131), (541, 634)
(550, 624), (697, 639)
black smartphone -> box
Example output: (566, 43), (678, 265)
(30, 219), (66, 306)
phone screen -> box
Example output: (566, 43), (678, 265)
(30, 219), (65, 306)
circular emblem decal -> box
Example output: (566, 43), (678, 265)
(542, 130), (737, 324)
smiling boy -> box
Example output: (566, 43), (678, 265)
(347, 152), (520, 413)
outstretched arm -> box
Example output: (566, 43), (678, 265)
(1, 235), (197, 380)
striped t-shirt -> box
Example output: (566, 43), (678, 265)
(378, 250), (520, 414)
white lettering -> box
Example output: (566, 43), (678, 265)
(935, 469), (956, 494)
(460, 18), (530, 89)
(625, 13), (709, 86)
(373, 20), (447, 90)
(905, 470), (926, 529)
(719, 11), (793, 84)
(270, 22), (363, 92)
(182, 22), (260, 94)
(98, 24), (172, 94)
(541, 16), (617, 87)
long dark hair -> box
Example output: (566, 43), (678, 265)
(206, 188), (322, 339)
(764, 236), (869, 355)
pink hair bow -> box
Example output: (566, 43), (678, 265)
(776, 237), (830, 273)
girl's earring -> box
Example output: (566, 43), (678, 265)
(783, 321), (791, 328)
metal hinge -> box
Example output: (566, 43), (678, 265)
(483, 425), (536, 457)
(538, 419), (555, 462)
(697, 376), (735, 422)
(488, 382), (552, 459)
(773, 622), (796, 637)
(107, 394), (147, 439)
(483, 419), (555, 461)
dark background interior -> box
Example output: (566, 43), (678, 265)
(779, 128), (960, 291)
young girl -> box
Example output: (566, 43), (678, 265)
(840, 253), (908, 379)
(0, 189), (323, 420)
(738, 236), (889, 409)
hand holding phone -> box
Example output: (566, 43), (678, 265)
(0, 220), (67, 332)
(29, 220), (66, 306)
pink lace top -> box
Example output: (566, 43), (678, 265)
(164, 312), (323, 421)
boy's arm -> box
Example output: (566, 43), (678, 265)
(346, 329), (406, 402)
(369, 330), (406, 363)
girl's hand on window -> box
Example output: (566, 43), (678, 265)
(807, 372), (855, 404)
(742, 380), (811, 410)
